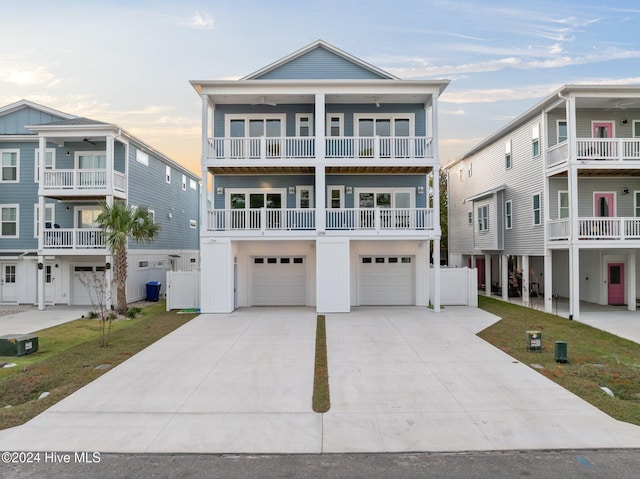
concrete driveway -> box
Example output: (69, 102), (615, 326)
(1, 306), (640, 453)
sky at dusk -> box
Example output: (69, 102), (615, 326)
(2, 0), (640, 174)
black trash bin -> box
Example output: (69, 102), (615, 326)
(146, 281), (161, 301)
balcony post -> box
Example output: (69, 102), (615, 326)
(315, 165), (326, 232)
(629, 250), (637, 311)
(375, 207), (381, 233)
(544, 249), (553, 313)
(314, 93), (326, 161)
(260, 137), (266, 159)
(374, 136), (380, 159)
(620, 217), (625, 240)
(260, 208), (266, 233)
(106, 135), (114, 192)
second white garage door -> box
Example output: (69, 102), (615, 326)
(358, 256), (415, 305)
(251, 256), (307, 306)
(72, 265), (106, 305)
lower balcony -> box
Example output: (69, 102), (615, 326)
(207, 208), (435, 235)
(548, 217), (640, 241)
(43, 228), (106, 250)
(40, 170), (127, 198)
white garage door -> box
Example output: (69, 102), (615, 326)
(251, 256), (307, 306)
(359, 256), (415, 305)
(72, 265), (106, 305)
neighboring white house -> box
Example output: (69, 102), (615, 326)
(191, 40), (449, 313)
(0, 100), (200, 309)
(446, 84), (640, 320)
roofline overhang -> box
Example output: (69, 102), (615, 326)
(464, 184), (506, 203)
(0, 99), (76, 120)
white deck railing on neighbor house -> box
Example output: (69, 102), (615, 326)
(207, 208), (316, 231)
(546, 138), (640, 168)
(549, 217), (640, 241)
(41, 169), (127, 193)
(43, 228), (105, 249)
(207, 136), (433, 160)
(546, 141), (569, 168)
(326, 208), (435, 231)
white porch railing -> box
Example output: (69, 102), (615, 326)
(326, 208), (434, 231)
(207, 208), (316, 231)
(209, 137), (315, 159)
(207, 136), (433, 160)
(546, 141), (569, 168)
(43, 228), (105, 249)
(41, 169), (126, 193)
(575, 138), (640, 161)
(325, 136), (432, 159)
(547, 218), (570, 240)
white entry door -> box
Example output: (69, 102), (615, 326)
(251, 256), (306, 306)
(45, 264), (55, 304)
(1, 263), (17, 303)
(358, 256), (415, 305)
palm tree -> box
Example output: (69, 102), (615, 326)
(98, 201), (160, 314)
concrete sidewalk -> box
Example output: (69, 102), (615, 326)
(1, 306), (639, 453)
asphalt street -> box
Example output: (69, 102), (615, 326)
(2, 449), (640, 479)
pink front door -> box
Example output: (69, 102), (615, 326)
(608, 263), (625, 305)
(594, 193), (615, 217)
(593, 122), (613, 138)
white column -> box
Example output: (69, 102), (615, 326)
(316, 238), (350, 313)
(501, 254), (509, 301)
(202, 169), (210, 233)
(315, 165), (326, 232)
(522, 255), (530, 307)
(569, 247), (580, 320)
(105, 255), (113, 310)
(37, 182), (46, 310)
(315, 93), (326, 160)
(429, 94), (439, 159)
(628, 250), (636, 311)
(433, 239), (441, 312)
(106, 135), (114, 193)
(485, 254), (491, 295)
(425, 240), (432, 306)
(544, 249), (553, 313)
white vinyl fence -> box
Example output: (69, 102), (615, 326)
(166, 270), (200, 310)
(429, 266), (478, 306)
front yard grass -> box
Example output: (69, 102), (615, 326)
(478, 295), (640, 426)
(0, 302), (198, 430)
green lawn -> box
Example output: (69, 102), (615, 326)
(0, 302), (198, 430)
(478, 295), (640, 426)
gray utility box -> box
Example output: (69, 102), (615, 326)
(526, 330), (542, 352)
(0, 334), (39, 356)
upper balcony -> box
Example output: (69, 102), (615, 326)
(548, 217), (640, 244)
(40, 169), (127, 199)
(207, 135), (433, 167)
(547, 138), (640, 171)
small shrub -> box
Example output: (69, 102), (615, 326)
(126, 307), (141, 319)
(108, 313), (117, 321)
(87, 311), (99, 319)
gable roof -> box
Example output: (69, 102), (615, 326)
(241, 39), (398, 81)
(0, 99), (76, 120)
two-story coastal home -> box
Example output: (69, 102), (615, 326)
(0, 100), (200, 309)
(446, 85), (640, 320)
(191, 40), (448, 313)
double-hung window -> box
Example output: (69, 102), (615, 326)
(505, 140), (512, 169)
(477, 205), (488, 231)
(1, 150), (19, 182)
(533, 193), (542, 225)
(559, 191), (569, 219)
(557, 120), (568, 143)
(505, 200), (512, 229)
(1, 205), (18, 237)
(532, 124), (540, 157)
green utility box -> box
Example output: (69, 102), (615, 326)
(526, 330), (542, 352)
(0, 334), (39, 357)
(555, 341), (568, 363)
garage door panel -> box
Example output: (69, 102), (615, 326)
(72, 265), (106, 305)
(359, 256), (415, 305)
(251, 257), (306, 306)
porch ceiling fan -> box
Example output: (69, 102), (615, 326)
(251, 96), (277, 106)
(605, 99), (636, 110)
(83, 137), (96, 145)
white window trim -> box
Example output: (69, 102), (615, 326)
(634, 190), (640, 217)
(224, 113), (287, 137)
(136, 150), (149, 166)
(34, 204), (55, 238)
(505, 140), (512, 169)
(468, 211), (473, 225)
(532, 124), (541, 157)
(225, 188), (288, 209)
(74, 205), (102, 228)
(557, 119), (568, 143)
(190, 178), (197, 190)
(166, 165), (171, 184)
(0, 204), (19, 238)
(181, 174), (187, 191)
(533, 193), (542, 226)
(326, 113), (344, 137)
(34, 148), (56, 182)
(189, 219), (197, 229)
(327, 185), (344, 209)
(459, 167), (463, 181)
(477, 205), (488, 232)
(505, 200), (512, 230)
(468, 163), (472, 177)
(633, 120), (640, 138)
(558, 190), (569, 219)
(295, 114), (314, 137)
(295, 185), (314, 208)
(1, 149), (20, 183)
(75, 151), (107, 169)
(353, 187), (415, 208)
(353, 113), (415, 137)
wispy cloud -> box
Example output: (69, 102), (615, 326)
(441, 84), (562, 104)
(441, 108), (466, 116)
(0, 66), (62, 87)
(182, 11), (214, 29)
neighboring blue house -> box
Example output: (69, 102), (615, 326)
(0, 100), (200, 308)
(191, 40), (449, 313)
